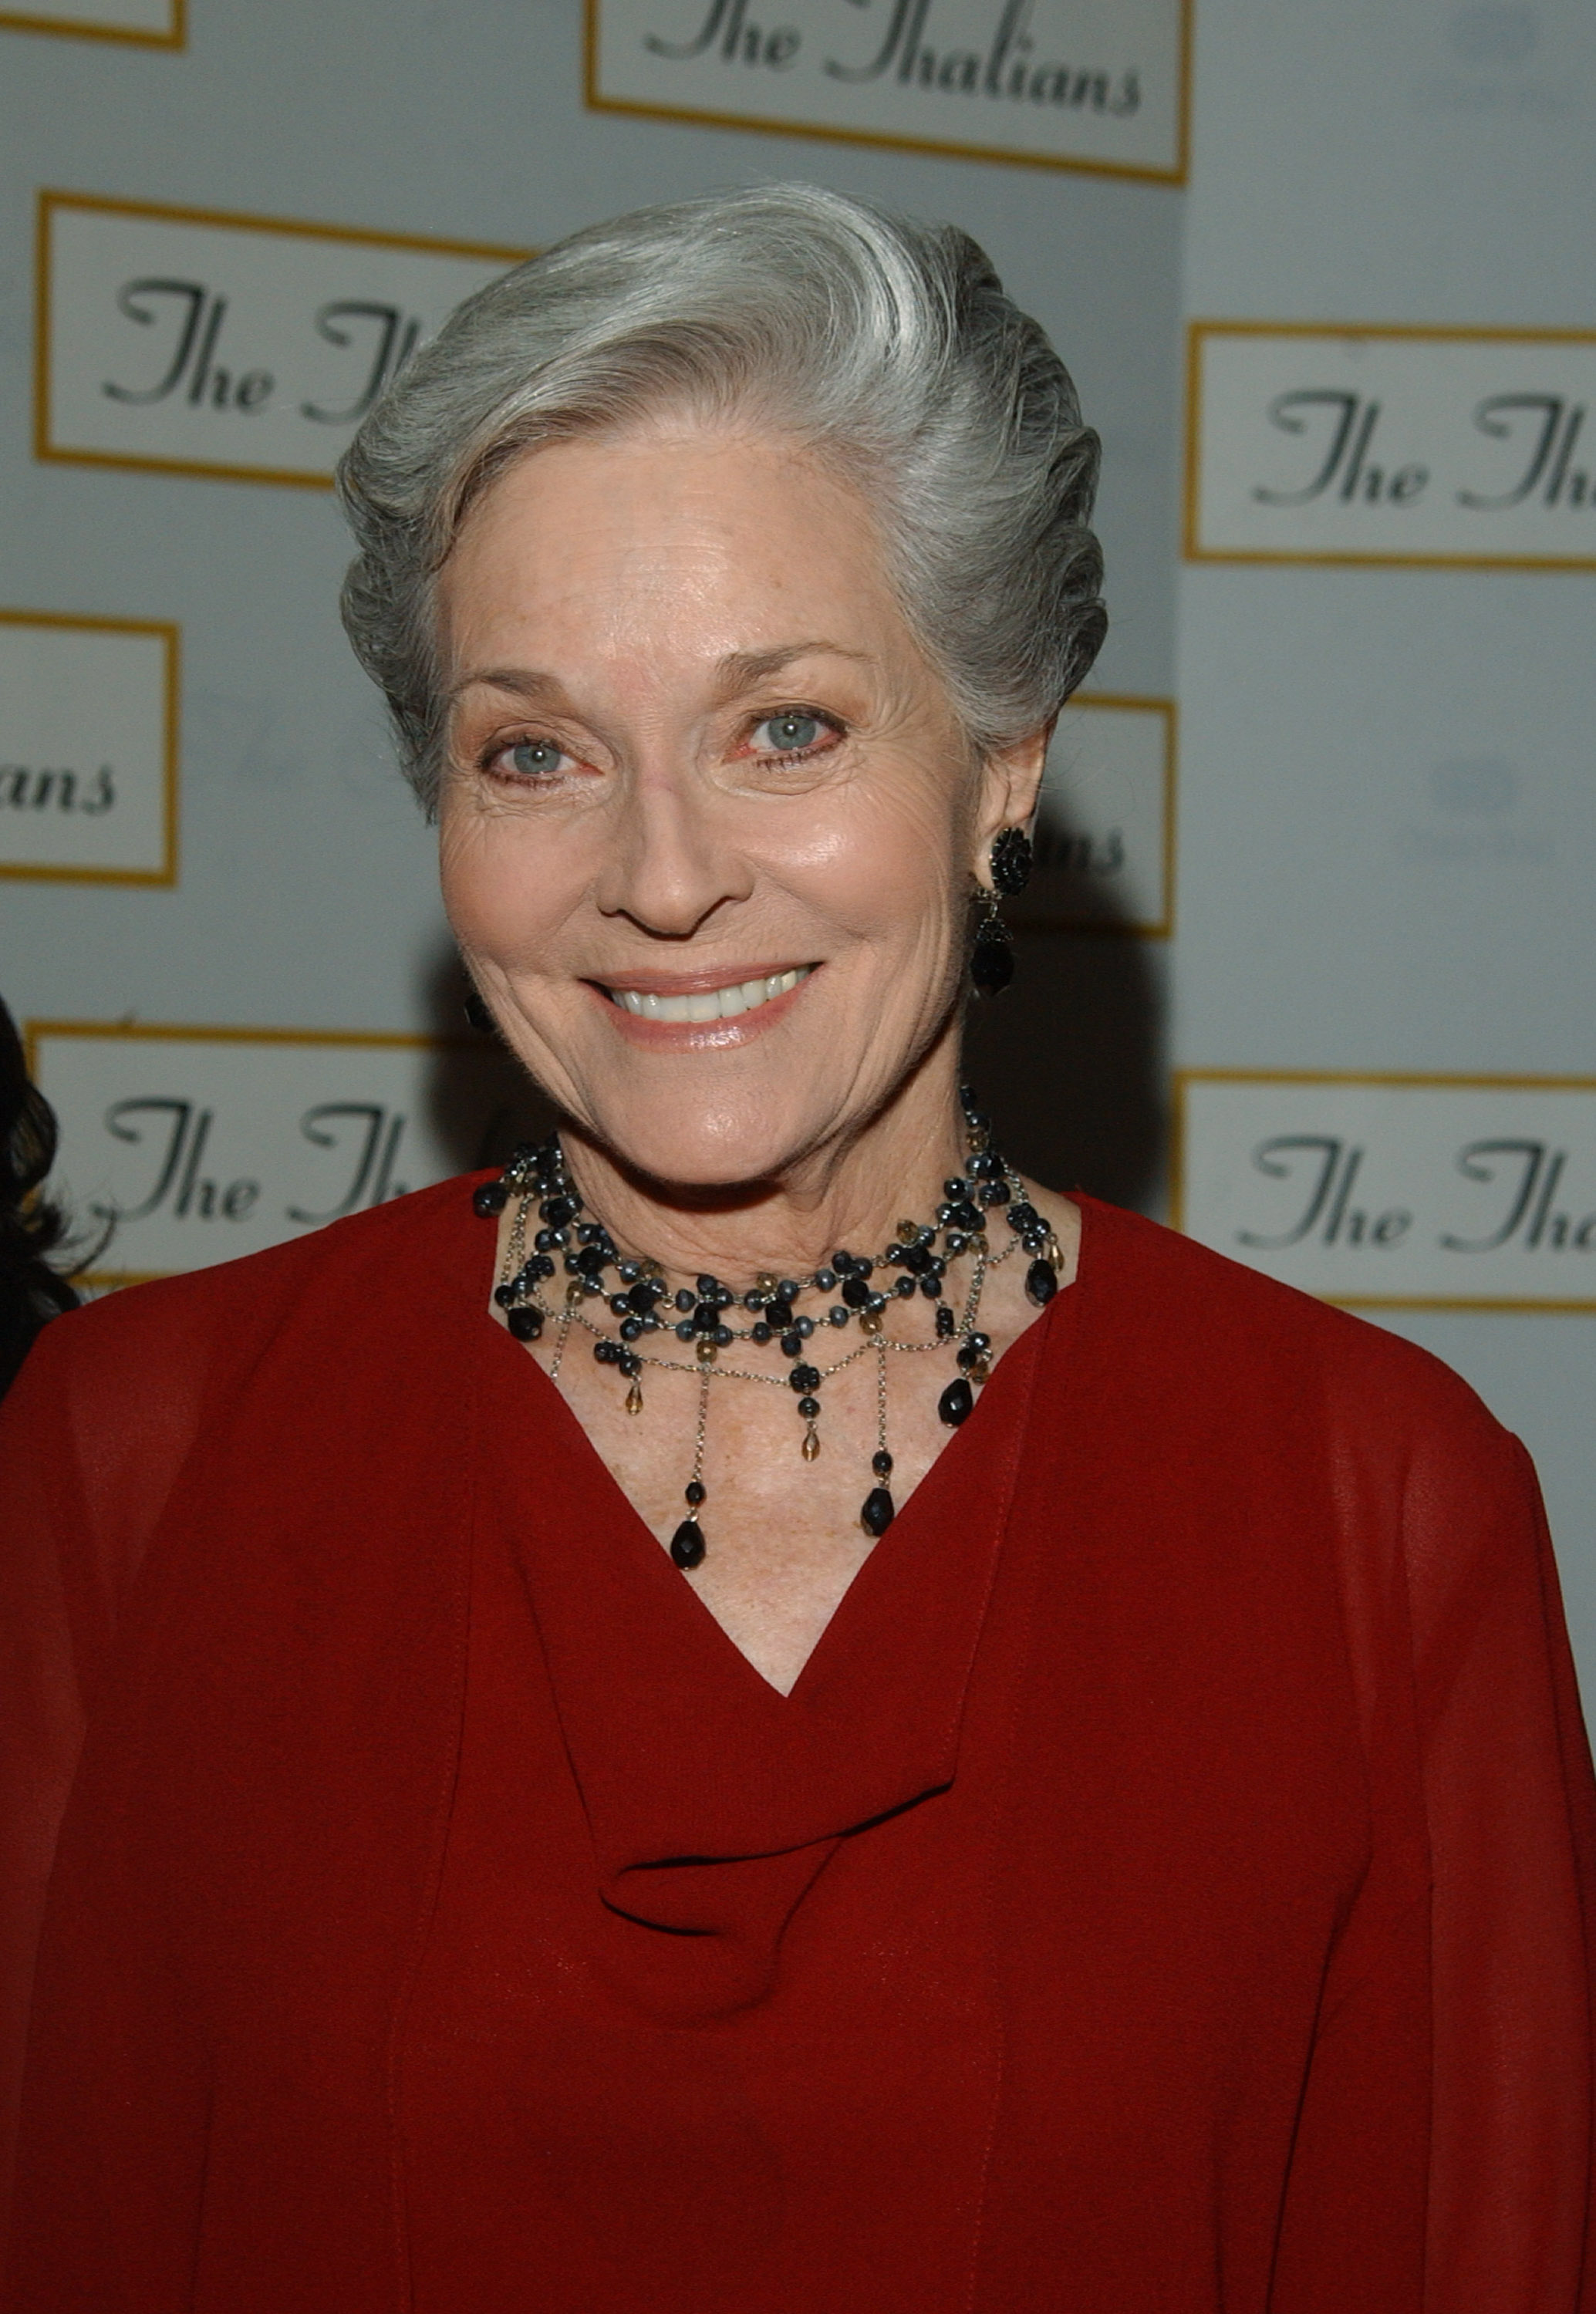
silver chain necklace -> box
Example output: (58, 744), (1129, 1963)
(474, 1087), (1063, 1565)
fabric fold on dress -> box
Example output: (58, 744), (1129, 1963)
(485, 1321), (1044, 2013)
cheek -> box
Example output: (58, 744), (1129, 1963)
(776, 770), (968, 946)
(437, 807), (566, 966)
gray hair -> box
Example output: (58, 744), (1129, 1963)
(336, 183), (1106, 812)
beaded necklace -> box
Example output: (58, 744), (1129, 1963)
(474, 1087), (1062, 1566)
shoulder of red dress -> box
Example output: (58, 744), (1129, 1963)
(1067, 1192), (1506, 1447)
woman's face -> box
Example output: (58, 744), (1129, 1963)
(437, 423), (1040, 1190)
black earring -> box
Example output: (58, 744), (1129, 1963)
(464, 990), (494, 1032)
(990, 825), (1034, 896)
(970, 888), (1014, 996)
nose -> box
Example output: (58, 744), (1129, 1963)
(592, 766), (754, 939)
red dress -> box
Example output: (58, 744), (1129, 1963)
(2, 1183), (1593, 2311)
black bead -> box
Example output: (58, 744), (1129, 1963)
(714, 1326), (733, 1346)
(508, 1307), (543, 1342)
(872, 1449), (893, 1478)
(696, 1274), (719, 1298)
(842, 1276), (870, 1308)
(618, 1352), (641, 1378)
(980, 1182), (1011, 1206)
(970, 1150), (1003, 1179)
(693, 1301), (720, 1334)
(894, 1277), (916, 1297)
(795, 1315), (815, 1337)
(1007, 1202), (1038, 1233)
(781, 1331), (803, 1359)
(627, 1280), (660, 1314)
(620, 1319), (642, 1341)
(957, 1342), (980, 1371)
(938, 1376), (975, 1427)
(815, 1268), (836, 1290)
(919, 1277), (942, 1298)
(493, 1282), (518, 1308)
(751, 1322), (773, 1344)
(676, 1321), (695, 1341)
(595, 1341), (618, 1363)
(528, 1255), (555, 1280)
(473, 1179), (509, 1218)
(990, 825), (1034, 896)
(675, 1287), (695, 1312)
(903, 1243), (931, 1273)
(797, 1395), (820, 1418)
(969, 1332), (990, 1353)
(541, 1196), (576, 1227)
(944, 1177), (968, 1199)
(860, 1487), (896, 1539)
(829, 1307), (849, 1327)
(1026, 1258), (1058, 1307)
(670, 1520), (707, 1570)
(935, 1304), (955, 1338)
(970, 936), (1014, 996)
(765, 1300), (794, 1330)
(609, 1294), (631, 1318)
(789, 1364), (821, 1393)
(684, 1479), (706, 1506)
(833, 1250), (855, 1273)
(950, 1201), (982, 1232)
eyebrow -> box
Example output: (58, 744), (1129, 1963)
(447, 640), (875, 710)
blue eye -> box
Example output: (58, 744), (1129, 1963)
(508, 739), (564, 778)
(761, 713), (822, 754)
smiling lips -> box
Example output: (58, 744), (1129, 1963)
(605, 966), (812, 1024)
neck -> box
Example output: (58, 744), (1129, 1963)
(554, 1054), (972, 1285)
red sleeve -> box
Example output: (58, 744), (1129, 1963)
(0, 1283), (211, 2257)
(1405, 1418), (1596, 2310)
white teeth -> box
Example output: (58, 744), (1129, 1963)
(609, 966), (809, 1023)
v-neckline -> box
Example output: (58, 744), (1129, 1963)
(473, 1201), (1081, 1705)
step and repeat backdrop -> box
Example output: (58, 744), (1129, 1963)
(3, 2), (1594, 1680)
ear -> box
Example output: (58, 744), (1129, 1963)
(970, 720), (1053, 887)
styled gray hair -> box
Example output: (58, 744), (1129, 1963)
(336, 183), (1106, 812)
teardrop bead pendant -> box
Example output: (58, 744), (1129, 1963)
(860, 1486), (896, 1538)
(970, 936), (1014, 997)
(670, 1520), (707, 1570)
(624, 1380), (644, 1415)
(937, 1375), (974, 1428)
(1025, 1258), (1058, 1307)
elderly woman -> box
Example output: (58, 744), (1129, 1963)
(2, 186), (1594, 2312)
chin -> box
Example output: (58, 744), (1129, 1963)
(581, 1084), (822, 1195)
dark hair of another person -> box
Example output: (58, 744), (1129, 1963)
(0, 999), (79, 1398)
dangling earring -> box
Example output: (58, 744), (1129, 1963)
(970, 826), (1033, 996)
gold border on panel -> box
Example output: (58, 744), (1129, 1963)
(25, 1017), (484, 1288)
(35, 191), (532, 491)
(1026, 690), (1176, 939)
(1, 0), (183, 46)
(582, 0), (1192, 185)
(1183, 319), (1596, 572)
(1171, 1065), (1596, 1314)
(0, 607), (179, 886)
